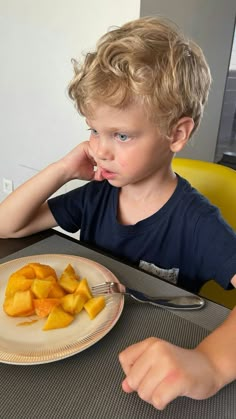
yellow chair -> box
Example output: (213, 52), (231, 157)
(172, 158), (236, 308)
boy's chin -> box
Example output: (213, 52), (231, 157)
(107, 178), (121, 186)
(107, 178), (132, 189)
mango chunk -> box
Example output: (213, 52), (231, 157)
(43, 306), (74, 331)
(13, 290), (34, 315)
(58, 264), (79, 293)
(11, 265), (36, 279)
(33, 298), (60, 318)
(5, 276), (33, 297)
(84, 296), (105, 319)
(3, 296), (15, 316)
(29, 263), (57, 280)
(61, 293), (87, 314)
(4, 295), (35, 317)
(31, 279), (53, 299)
(48, 282), (66, 298)
(42, 275), (57, 282)
(63, 264), (78, 279)
(3, 290), (34, 317)
(75, 278), (92, 302)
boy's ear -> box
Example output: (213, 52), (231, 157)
(169, 117), (194, 152)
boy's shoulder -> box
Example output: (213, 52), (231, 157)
(170, 175), (219, 219)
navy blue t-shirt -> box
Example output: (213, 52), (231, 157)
(48, 176), (236, 293)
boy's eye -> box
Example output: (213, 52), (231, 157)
(115, 133), (130, 142)
(88, 128), (99, 136)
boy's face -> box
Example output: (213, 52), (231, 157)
(86, 103), (174, 188)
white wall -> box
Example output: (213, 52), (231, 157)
(140, 0), (236, 162)
(1, 0), (234, 238)
(230, 29), (236, 71)
(0, 0), (140, 204)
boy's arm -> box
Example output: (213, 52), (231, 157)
(0, 141), (99, 238)
(0, 163), (67, 238)
(231, 274), (236, 287)
(119, 274), (236, 410)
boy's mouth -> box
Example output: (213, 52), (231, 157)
(100, 168), (117, 180)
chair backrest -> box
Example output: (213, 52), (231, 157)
(172, 158), (236, 230)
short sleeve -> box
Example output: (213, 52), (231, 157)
(193, 208), (236, 288)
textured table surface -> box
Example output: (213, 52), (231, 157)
(0, 233), (235, 419)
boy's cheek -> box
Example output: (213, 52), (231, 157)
(89, 135), (98, 148)
(88, 139), (99, 160)
(118, 157), (129, 168)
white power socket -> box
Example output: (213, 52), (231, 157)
(3, 178), (14, 194)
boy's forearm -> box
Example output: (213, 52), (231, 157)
(197, 307), (236, 388)
(0, 161), (69, 238)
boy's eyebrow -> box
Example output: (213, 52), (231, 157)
(85, 119), (137, 133)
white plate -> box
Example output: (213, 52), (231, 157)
(0, 254), (124, 365)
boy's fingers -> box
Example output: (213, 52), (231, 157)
(119, 338), (158, 376)
(122, 378), (134, 393)
(121, 347), (187, 408)
(151, 375), (186, 410)
(94, 166), (104, 181)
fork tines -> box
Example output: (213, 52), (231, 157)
(91, 282), (113, 296)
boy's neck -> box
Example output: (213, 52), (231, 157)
(117, 170), (177, 225)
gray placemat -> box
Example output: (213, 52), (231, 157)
(0, 235), (235, 419)
(0, 301), (235, 419)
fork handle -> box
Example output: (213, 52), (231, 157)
(126, 288), (205, 310)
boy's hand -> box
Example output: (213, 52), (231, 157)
(60, 141), (105, 182)
(119, 337), (221, 410)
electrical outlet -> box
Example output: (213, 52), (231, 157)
(3, 178), (14, 194)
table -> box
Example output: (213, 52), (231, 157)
(0, 231), (235, 419)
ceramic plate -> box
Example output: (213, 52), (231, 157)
(0, 254), (124, 365)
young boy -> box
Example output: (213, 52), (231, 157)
(0, 16), (236, 410)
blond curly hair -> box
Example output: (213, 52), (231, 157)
(68, 16), (211, 137)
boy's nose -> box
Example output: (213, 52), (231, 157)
(95, 137), (113, 161)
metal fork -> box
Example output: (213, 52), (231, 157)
(91, 282), (205, 310)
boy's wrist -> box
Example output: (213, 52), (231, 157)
(47, 161), (74, 185)
(195, 342), (232, 390)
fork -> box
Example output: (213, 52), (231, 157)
(91, 282), (205, 310)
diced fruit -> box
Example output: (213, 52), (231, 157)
(48, 282), (66, 298)
(5, 276), (33, 297)
(59, 264), (79, 293)
(63, 264), (78, 279)
(11, 265), (35, 279)
(43, 275), (57, 282)
(33, 298), (60, 318)
(31, 279), (53, 299)
(13, 290), (34, 315)
(84, 296), (105, 319)
(43, 306), (74, 331)
(4, 290), (35, 317)
(29, 263), (57, 280)
(3, 262), (106, 331)
(3, 296), (14, 316)
(4, 295), (35, 317)
(75, 278), (92, 302)
(61, 293), (86, 314)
